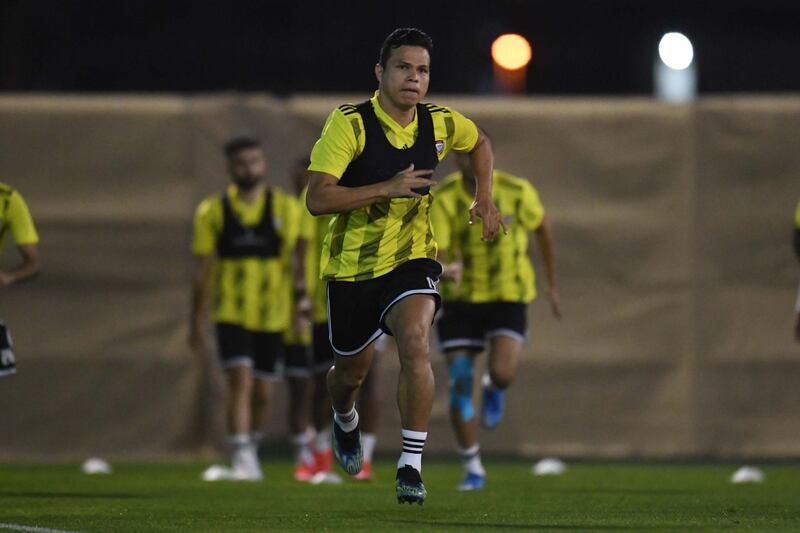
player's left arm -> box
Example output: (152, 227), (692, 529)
(0, 243), (41, 287)
(461, 127), (505, 240)
(534, 217), (562, 319)
(0, 192), (42, 287)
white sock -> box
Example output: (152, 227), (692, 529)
(229, 433), (260, 475)
(458, 444), (486, 476)
(362, 432), (377, 462)
(314, 427), (332, 453)
(333, 406), (359, 433)
(397, 429), (427, 472)
(292, 427), (316, 466)
(228, 433), (250, 452)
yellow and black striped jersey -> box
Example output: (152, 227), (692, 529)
(431, 170), (545, 303)
(0, 182), (39, 252)
(308, 91), (479, 281)
(192, 184), (299, 332)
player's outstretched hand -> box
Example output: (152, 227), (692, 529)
(383, 164), (434, 198)
(469, 198), (506, 241)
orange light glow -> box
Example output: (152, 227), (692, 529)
(491, 34), (532, 70)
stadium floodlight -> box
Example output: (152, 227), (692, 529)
(658, 32), (694, 70)
(654, 31), (697, 103)
(491, 34), (532, 71)
(491, 33), (531, 93)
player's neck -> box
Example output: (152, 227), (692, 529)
(237, 182), (265, 204)
(377, 91), (416, 128)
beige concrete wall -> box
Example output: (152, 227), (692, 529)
(0, 94), (797, 460)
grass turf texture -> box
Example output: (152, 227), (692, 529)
(1, 461), (799, 532)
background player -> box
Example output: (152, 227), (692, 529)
(432, 152), (560, 491)
(0, 182), (41, 377)
(305, 28), (503, 504)
(189, 137), (302, 481)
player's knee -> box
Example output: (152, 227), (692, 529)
(449, 354), (475, 422)
(334, 363), (369, 390)
(488, 367), (513, 389)
(396, 328), (430, 369)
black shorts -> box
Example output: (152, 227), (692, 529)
(436, 301), (528, 352)
(215, 323), (283, 380)
(312, 322), (335, 374)
(327, 258), (443, 356)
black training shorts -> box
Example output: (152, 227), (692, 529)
(436, 301), (528, 352)
(327, 258), (443, 356)
(215, 322), (283, 380)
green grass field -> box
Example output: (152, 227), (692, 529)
(1, 460), (799, 532)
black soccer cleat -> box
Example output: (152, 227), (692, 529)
(396, 465), (427, 505)
(332, 421), (363, 476)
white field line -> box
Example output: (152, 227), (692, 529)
(0, 523), (83, 533)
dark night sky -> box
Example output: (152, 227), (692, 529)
(1, 0), (799, 95)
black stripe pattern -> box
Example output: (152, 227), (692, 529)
(402, 436), (426, 455)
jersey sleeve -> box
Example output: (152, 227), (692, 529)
(191, 197), (219, 256)
(446, 107), (479, 154)
(795, 200), (800, 229)
(308, 108), (360, 179)
(518, 181), (546, 231)
(6, 191), (39, 245)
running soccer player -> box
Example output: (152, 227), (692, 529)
(431, 153), (561, 491)
(305, 28), (503, 504)
(0, 182), (41, 378)
(189, 137), (302, 481)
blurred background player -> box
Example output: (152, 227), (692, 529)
(286, 157), (339, 482)
(794, 200), (800, 341)
(431, 152), (561, 491)
(0, 182), (42, 378)
(189, 137), (302, 481)
(305, 28), (503, 504)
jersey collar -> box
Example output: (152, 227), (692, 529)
(370, 91), (419, 134)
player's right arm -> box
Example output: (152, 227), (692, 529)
(188, 198), (217, 355)
(305, 107), (434, 215)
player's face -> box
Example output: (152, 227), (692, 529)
(228, 147), (267, 191)
(376, 45), (430, 109)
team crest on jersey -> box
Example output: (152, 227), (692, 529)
(435, 140), (444, 154)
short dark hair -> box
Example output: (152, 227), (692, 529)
(379, 28), (433, 68)
(223, 136), (262, 158)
